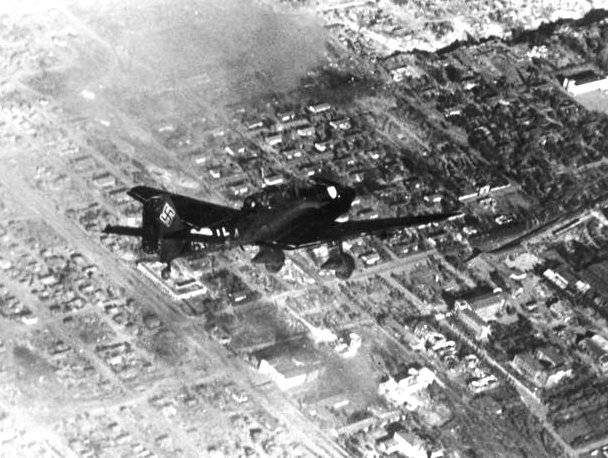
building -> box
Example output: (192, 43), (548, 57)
(136, 262), (207, 300)
(314, 393), (351, 413)
(296, 125), (315, 137)
(562, 70), (608, 95)
(307, 102), (331, 114)
(224, 144), (246, 156)
(456, 308), (491, 341)
(281, 149), (304, 162)
(246, 120), (264, 130)
(377, 430), (427, 458)
(314, 140), (333, 152)
(423, 193), (443, 204)
(458, 190), (478, 202)
(456, 291), (506, 322)
(262, 175), (284, 187)
(543, 268), (569, 290)
(276, 110), (295, 122)
(546, 366), (573, 388)
(39, 272), (58, 286)
(360, 250), (380, 266)
(193, 154), (207, 165)
(329, 118), (351, 130)
(255, 345), (324, 391)
(265, 134), (282, 147)
(490, 182), (512, 194)
(468, 374), (499, 394)
(92, 172), (116, 189)
(581, 261), (608, 298)
(210, 325), (232, 346)
(108, 187), (130, 203)
(378, 367), (435, 408)
(72, 155), (96, 171)
(390, 66), (409, 82)
(513, 352), (547, 387)
(173, 278), (208, 299)
(535, 345), (565, 369)
(580, 334), (608, 373)
(228, 181), (250, 197)
(512, 350), (572, 388)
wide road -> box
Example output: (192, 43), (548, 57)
(439, 317), (576, 457)
(0, 162), (349, 458)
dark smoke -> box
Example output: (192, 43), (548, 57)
(70, 0), (327, 103)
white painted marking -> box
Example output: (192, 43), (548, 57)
(193, 227), (213, 236)
(159, 203), (176, 227)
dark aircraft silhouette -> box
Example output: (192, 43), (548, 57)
(103, 178), (457, 279)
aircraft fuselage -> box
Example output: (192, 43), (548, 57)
(103, 179), (456, 279)
(190, 183), (355, 248)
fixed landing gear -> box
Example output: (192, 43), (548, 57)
(252, 246), (285, 274)
(334, 253), (356, 280)
(265, 260), (284, 274)
(321, 244), (356, 280)
(161, 263), (172, 280)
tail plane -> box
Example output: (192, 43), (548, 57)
(104, 193), (188, 275)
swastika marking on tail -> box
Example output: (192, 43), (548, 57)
(159, 203), (176, 227)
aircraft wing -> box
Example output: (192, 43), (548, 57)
(128, 186), (241, 228)
(283, 212), (460, 247)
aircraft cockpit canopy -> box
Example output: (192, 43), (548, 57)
(242, 181), (342, 211)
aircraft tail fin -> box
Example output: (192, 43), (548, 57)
(141, 195), (187, 263)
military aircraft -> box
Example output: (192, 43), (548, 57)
(103, 178), (457, 279)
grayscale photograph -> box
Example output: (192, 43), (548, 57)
(2, 0), (608, 457)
